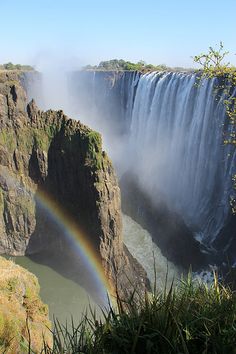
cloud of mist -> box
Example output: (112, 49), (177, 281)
(31, 51), (84, 115)
(26, 54), (127, 168)
(25, 63), (232, 247)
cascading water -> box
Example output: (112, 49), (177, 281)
(20, 68), (235, 327)
(127, 72), (234, 246)
(68, 70), (235, 254)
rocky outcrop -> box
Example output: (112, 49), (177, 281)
(0, 256), (51, 353)
(0, 71), (148, 298)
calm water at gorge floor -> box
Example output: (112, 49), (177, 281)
(14, 255), (97, 324)
(123, 214), (181, 289)
(9, 214), (181, 325)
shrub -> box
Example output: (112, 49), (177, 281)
(42, 274), (236, 354)
(0, 62), (34, 71)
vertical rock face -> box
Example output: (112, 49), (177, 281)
(0, 71), (148, 297)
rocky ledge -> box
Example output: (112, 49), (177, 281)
(0, 256), (51, 353)
(0, 71), (149, 298)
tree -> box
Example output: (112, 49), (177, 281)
(193, 43), (236, 144)
(4, 62), (14, 70)
(193, 42), (230, 73)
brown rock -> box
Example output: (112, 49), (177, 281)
(0, 71), (149, 298)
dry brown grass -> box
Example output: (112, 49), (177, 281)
(0, 256), (51, 353)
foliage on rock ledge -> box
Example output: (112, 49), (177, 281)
(193, 42), (236, 214)
(0, 62), (34, 71)
(193, 42), (236, 146)
(83, 59), (193, 73)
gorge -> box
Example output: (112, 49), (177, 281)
(0, 70), (149, 323)
(23, 67), (236, 274)
(0, 67), (235, 331)
(2, 1), (236, 351)
(66, 70), (236, 268)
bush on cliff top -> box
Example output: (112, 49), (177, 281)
(193, 42), (236, 214)
(83, 59), (193, 73)
(0, 62), (34, 71)
(41, 274), (236, 354)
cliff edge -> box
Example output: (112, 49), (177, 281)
(0, 71), (148, 298)
(0, 256), (51, 353)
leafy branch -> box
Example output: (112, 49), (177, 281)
(193, 43), (236, 214)
(193, 42), (230, 73)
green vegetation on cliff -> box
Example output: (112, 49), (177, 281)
(83, 59), (192, 73)
(0, 62), (34, 71)
(193, 42), (236, 214)
(83, 131), (103, 169)
(193, 42), (236, 145)
(0, 75), (112, 259)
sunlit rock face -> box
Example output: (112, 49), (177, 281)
(0, 256), (51, 353)
(0, 71), (148, 298)
(68, 70), (236, 266)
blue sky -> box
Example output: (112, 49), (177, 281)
(0, 0), (236, 68)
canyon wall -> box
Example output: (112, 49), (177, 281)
(68, 70), (236, 267)
(0, 71), (148, 297)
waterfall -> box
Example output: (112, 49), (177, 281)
(67, 70), (235, 251)
(127, 71), (235, 246)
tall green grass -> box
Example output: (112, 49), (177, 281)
(40, 273), (236, 354)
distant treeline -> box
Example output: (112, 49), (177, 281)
(0, 62), (34, 71)
(83, 59), (193, 72)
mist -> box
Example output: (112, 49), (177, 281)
(25, 62), (234, 254)
(28, 60), (129, 176)
(60, 69), (232, 247)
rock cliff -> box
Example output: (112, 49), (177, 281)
(0, 256), (51, 353)
(0, 71), (148, 298)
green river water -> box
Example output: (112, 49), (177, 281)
(8, 214), (180, 326)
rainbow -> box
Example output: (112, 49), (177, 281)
(34, 187), (112, 303)
(0, 166), (112, 303)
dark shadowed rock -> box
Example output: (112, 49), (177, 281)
(0, 71), (149, 298)
(120, 173), (206, 270)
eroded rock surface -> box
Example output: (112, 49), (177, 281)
(0, 71), (148, 298)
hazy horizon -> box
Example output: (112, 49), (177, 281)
(1, 0), (236, 70)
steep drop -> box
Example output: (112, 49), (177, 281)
(0, 70), (148, 303)
(68, 70), (236, 263)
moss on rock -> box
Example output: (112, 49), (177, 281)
(83, 131), (103, 169)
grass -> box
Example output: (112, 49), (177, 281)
(0, 129), (17, 153)
(0, 257), (51, 353)
(40, 273), (236, 354)
(84, 131), (103, 169)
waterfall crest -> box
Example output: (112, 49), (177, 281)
(67, 70), (235, 249)
(126, 72), (234, 246)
